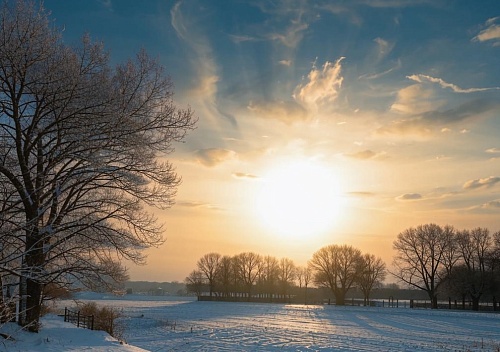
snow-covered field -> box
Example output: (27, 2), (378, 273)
(2, 293), (500, 351)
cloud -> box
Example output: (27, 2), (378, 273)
(359, 59), (401, 80)
(463, 176), (500, 190)
(486, 148), (500, 154)
(390, 84), (444, 115)
(397, 193), (422, 200)
(193, 148), (236, 167)
(229, 34), (258, 43)
(171, 2), (236, 126)
(348, 191), (376, 197)
(267, 21), (309, 48)
(232, 172), (258, 179)
(293, 58), (345, 110)
(359, 0), (436, 8)
(473, 17), (500, 46)
(374, 37), (394, 60)
(247, 99), (309, 124)
(344, 150), (386, 160)
(408, 74), (500, 93)
(278, 60), (292, 67)
(482, 200), (500, 209)
(176, 200), (222, 211)
(380, 99), (499, 136)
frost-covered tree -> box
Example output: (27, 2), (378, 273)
(0, 0), (195, 331)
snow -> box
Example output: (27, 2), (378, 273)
(2, 294), (500, 351)
(0, 314), (146, 352)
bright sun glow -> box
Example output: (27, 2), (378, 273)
(255, 160), (343, 240)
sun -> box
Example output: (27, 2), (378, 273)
(254, 159), (343, 240)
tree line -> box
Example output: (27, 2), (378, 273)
(187, 223), (500, 311)
(185, 245), (387, 305)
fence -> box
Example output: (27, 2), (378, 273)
(64, 307), (94, 330)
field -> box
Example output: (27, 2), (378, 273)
(2, 294), (500, 351)
(77, 294), (500, 351)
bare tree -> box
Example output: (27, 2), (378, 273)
(234, 252), (262, 299)
(185, 270), (205, 297)
(214, 255), (234, 298)
(453, 228), (493, 310)
(197, 253), (222, 297)
(296, 265), (312, 304)
(0, 0), (195, 331)
(277, 257), (296, 299)
(392, 224), (456, 309)
(357, 254), (386, 305)
(310, 244), (362, 305)
(258, 255), (279, 299)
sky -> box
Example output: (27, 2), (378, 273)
(41, 0), (500, 282)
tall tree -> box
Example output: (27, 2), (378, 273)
(197, 253), (222, 297)
(234, 252), (262, 299)
(0, 0), (195, 331)
(357, 254), (386, 305)
(258, 255), (279, 299)
(310, 244), (362, 305)
(277, 257), (296, 298)
(454, 228), (493, 310)
(296, 265), (313, 304)
(392, 224), (456, 309)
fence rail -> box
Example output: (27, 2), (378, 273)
(64, 307), (94, 330)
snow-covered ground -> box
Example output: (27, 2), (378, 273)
(2, 293), (500, 351)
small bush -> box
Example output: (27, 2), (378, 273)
(76, 302), (123, 339)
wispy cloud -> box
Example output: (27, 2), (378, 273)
(344, 150), (386, 160)
(171, 1), (236, 126)
(374, 37), (394, 60)
(193, 148), (236, 167)
(408, 74), (500, 93)
(293, 58), (345, 110)
(267, 21), (309, 48)
(175, 200), (223, 211)
(232, 172), (259, 179)
(390, 84), (444, 115)
(359, 0), (436, 8)
(348, 191), (376, 197)
(482, 200), (500, 209)
(397, 193), (423, 201)
(381, 99), (499, 136)
(278, 60), (292, 67)
(247, 99), (309, 124)
(463, 176), (500, 190)
(473, 17), (500, 46)
(486, 148), (500, 154)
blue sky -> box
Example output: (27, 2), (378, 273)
(42, 0), (500, 281)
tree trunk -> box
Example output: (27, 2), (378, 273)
(19, 232), (45, 332)
(431, 295), (438, 309)
(471, 296), (480, 311)
(335, 289), (346, 306)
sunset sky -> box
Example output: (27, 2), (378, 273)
(43, 0), (500, 282)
